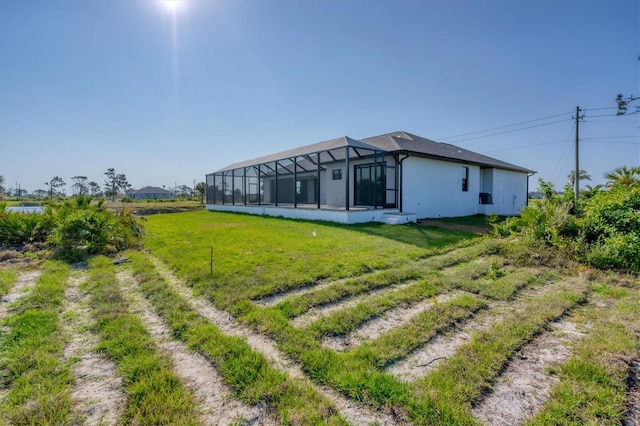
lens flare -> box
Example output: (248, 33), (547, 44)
(162, 0), (184, 13)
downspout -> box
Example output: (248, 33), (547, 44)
(345, 147), (350, 211)
(398, 153), (410, 212)
(526, 172), (535, 207)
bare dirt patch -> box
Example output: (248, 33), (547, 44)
(386, 301), (505, 381)
(387, 279), (565, 382)
(254, 280), (336, 307)
(116, 269), (271, 426)
(323, 291), (464, 351)
(63, 272), (125, 426)
(148, 255), (399, 426)
(0, 270), (41, 321)
(290, 281), (414, 329)
(624, 355), (640, 426)
(471, 319), (586, 426)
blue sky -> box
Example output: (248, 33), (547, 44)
(1, 0), (638, 195)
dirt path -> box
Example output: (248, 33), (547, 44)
(625, 355), (640, 426)
(116, 269), (271, 426)
(63, 272), (125, 426)
(291, 281), (415, 329)
(148, 255), (400, 426)
(323, 291), (463, 351)
(471, 319), (585, 425)
(0, 270), (41, 322)
(387, 280), (566, 382)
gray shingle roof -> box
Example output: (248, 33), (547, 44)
(215, 136), (386, 173)
(213, 131), (535, 174)
(362, 131), (535, 173)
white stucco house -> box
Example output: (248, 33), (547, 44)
(205, 131), (535, 224)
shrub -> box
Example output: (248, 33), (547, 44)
(493, 178), (640, 274)
(0, 196), (143, 262)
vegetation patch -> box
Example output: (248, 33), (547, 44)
(126, 251), (347, 425)
(0, 196), (143, 262)
(85, 256), (200, 425)
(0, 267), (17, 297)
(0, 261), (74, 424)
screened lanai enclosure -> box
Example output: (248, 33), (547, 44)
(206, 137), (404, 222)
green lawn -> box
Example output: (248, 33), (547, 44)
(143, 210), (478, 308)
(139, 210), (639, 425)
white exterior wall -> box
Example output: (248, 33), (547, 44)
(478, 168), (529, 216)
(402, 157), (480, 218)
(205, 204), (415, 224)
(401, 157), (529, 218)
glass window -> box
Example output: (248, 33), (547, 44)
(332, 169), (342, 180)
(462, 167), (469, 192)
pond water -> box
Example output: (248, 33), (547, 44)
(5, 206), (45, 213)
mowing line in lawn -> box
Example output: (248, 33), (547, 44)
(85, 257), (201, 425)
(116, 268), (271, 426)
(63, 272), (125, 426)
(0, 262), (75, 424)
(324, 291), (465, 351)
(146, 253), (397, 426)
(412, 276), (588, 421)
(0, 269), (41, 322)
(472, 319), (585, 426)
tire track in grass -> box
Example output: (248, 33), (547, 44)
(291, 281), (415, 329)
(411, 276), (588, 421)
(471, 319), (585, 426)
(0, 270), (41, 322)
(116, 269), (270, 426)
(253, 244), (488, 308)
(323, 291), (464, 351)
(387, 281), (558, 382)
(63, 272), (125, 426)
(148, 255), (398, 426)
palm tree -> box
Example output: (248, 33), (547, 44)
(604, 165), (640, 186)
(567, 169), (592, 186)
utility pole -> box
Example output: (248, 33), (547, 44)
(573, 106), (584, 200)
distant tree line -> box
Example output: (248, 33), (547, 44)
(0, 168), (205, 203)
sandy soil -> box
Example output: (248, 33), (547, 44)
(148, 255), (401, 426)
(63, 273), (125, 426)
(290, 281), (414, 329)
(471, 319), (585, 426)
(0, 270), (41, 321)
(624, 356), (640, 426)
(386, 279), (571, 382)
(116, 269), (271, 426)
(323, 291), (464, 351)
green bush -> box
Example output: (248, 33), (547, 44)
(494, 178), (640, 274)
(0, 196), (143, 262)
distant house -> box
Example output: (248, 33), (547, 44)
(205, 131), (535, 224)
(126, 186), (174, 200)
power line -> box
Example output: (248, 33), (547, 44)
(445, 118), (573, 143)
(437, 111), (573, 141)
(482, 139), (571, 154)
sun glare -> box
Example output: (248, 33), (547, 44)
(162, 0), (184, 13)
